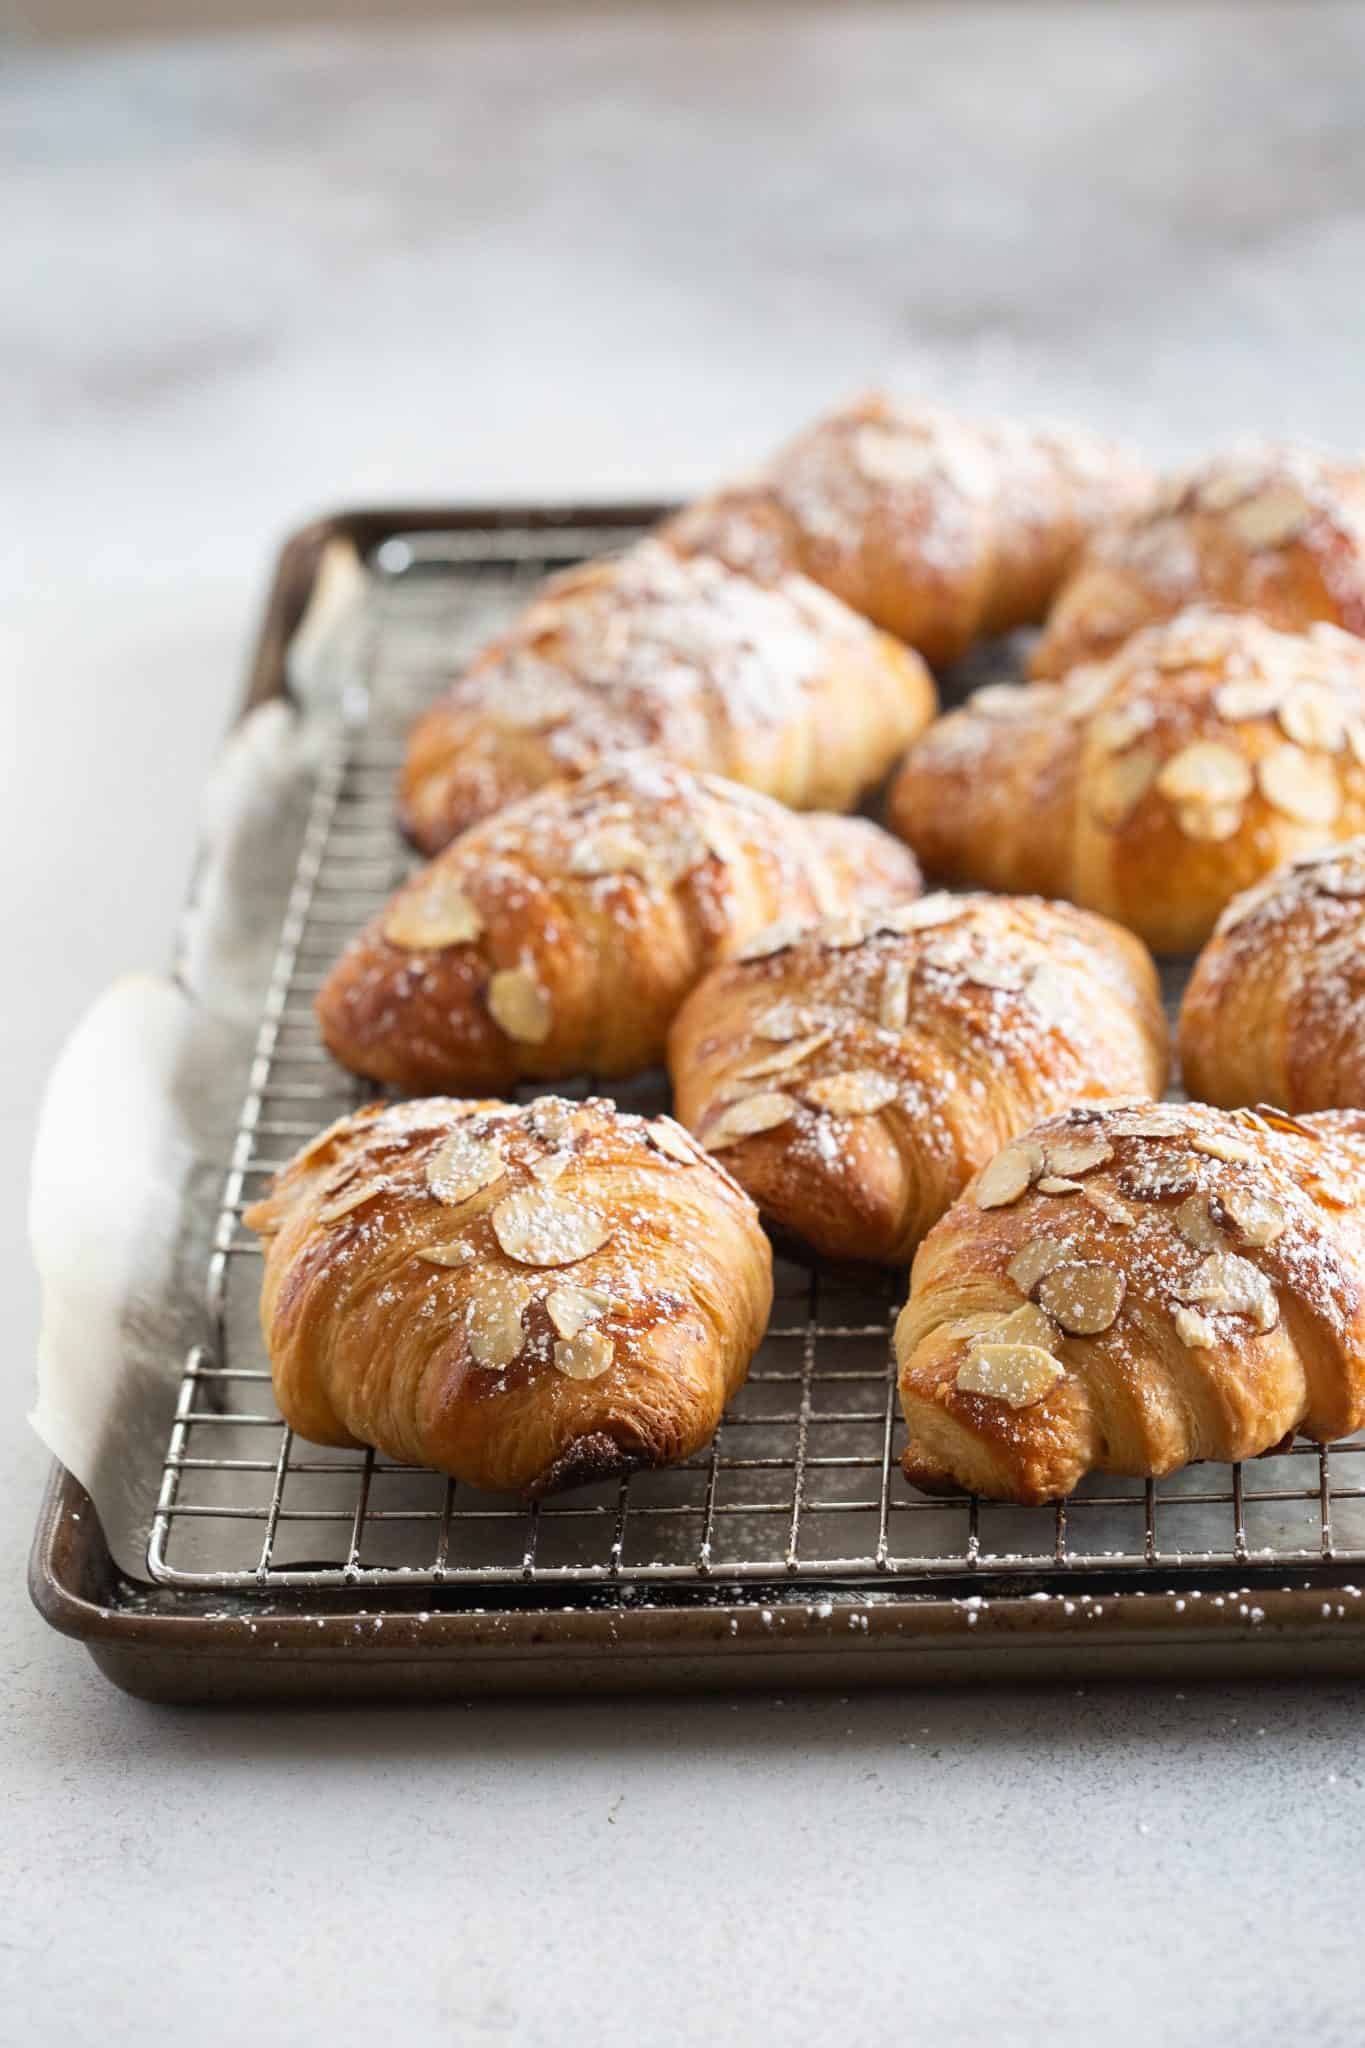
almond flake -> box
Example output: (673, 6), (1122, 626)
(1094, 700), (1157, 754)
(544, 1283), (615, 1340)
(755, 1002), (824, 1042)
(382, 876), (483, 952)
(739, 920), (803, 961)
(975, 1141), (1045, 1209)
(530, 1151), (570, 1186)
(1216, 679), (1285, 723)
(416, 1240), (475, 1267)
(880, 895), (964, 933)
(553, 1329), (615, 1381)
(427, 1131), (505, 1208)
(1006, 1236), (1069, 1294)
(1192, 1131), (1258, 1164)
(1218, 1187), (1287, 1246)
(1092, 747), (1158, 827)
(1315, 860), (1365, 900)
(1257, 745), (1342, 825)
(1230, 485), (1311, 550)
(467, 1277), (533, 1370)
(1174, 1305), (1218, 1350)
(529, 1100), (577, 1144)
(1062, 664), (1115, 719)
(822, 912), (871, 950)
(984, 1303), (1059, 1350)
(879, 956), (912, 1031)
(1278, 683), (1346, 753)
(1036, 1260), (1125, 1336)
(1176, 1193), (1226, 1251)
(803, 1070), (899, 1116)
(1043, 1135), (1113, 1178)
(1177, 799), (1243, 842)
(491, 1190), (611, 1267)
(737, 1031), (834, 1082)
(1085, 1186), (1138, 1226)
(646, 1119), (698, 1164)
(706, 1091), (799, 1149)
(1036, 1175), (1084, 1195)
(488, 967), (553, 1044)
(955, 1344), (1064, 1408)
(1026, 963), (1077, 1027)
(964, 956), (1027, 993)
(1156, 741), (1254, 807)
(1119, 1150), (1201, 1201)
(971, 682), (1036, 720)
(568, 828), (650, 877)
(1178, 1251), (1278, 1329)
(317, 1178), (385, 1224)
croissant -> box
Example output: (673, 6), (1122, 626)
(398, 537), (935, 854)
(667, 893), (1168, 1264)
(887, 607), (1365, 953)
(661, 393), (1152, 667)
(896, 1098), (1365, 1503)
(244, 1094), (773, 1496)
(1032, 445), (1365, 679)
(1179, 838), (1365, 1111)
(319, 754), (922, 1093)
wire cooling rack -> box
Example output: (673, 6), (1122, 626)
(146, 526), (1365, 1595)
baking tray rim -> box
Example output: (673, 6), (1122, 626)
(28, 498), (1365, 1700)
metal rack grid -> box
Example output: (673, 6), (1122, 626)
(147, 526), (1365, 1594)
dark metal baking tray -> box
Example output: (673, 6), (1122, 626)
(29, 503), (1365, 1700)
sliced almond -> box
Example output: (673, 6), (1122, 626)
(1257, 745), (1342, 824)
(568, 828), (650, 877)
(553, 1328), (615, 1381)
(1119, 1150), (1201, 1201)
(964, 956), (1027, 993)
(739, 920), (803, 961)
(975, 1140), (1044, 1209)
(1191, 1131), (1258, 1165)
(1091, 746), (1159, 828)
(755, 1002), (825, 1042)
(985, 1303), (1059, 1350)
(880, 895), (964, 933)
(1174, 1304), (1218, 1350)
(822, 911), (871, 951)
(382, 876), (483, 952)
(1178, 1250), (1278, 1329)
(467, 1276), (533, 1370)
(804, 1070), (899, 1116)
(1037, 1175), (1084, 1195)
(1315, 859), (1365, 900)
(544, 1283), (616, 1340)
(646, 1119), (698, 1164)
(488, 967), (553, 1044)
(1044, 1134), (1114, 1178)
(530, 1151), (570, 1186)
(1085, 1185), (1138, 1227)
(1177, 799), (1243, 842)
(1093, 700), (1157, 754)
(736, 1030), (833, 1081)
(491, 1189), (612, 1267)
(1217, 1186), (1288, 1246)
(1062, 664), (1115, 719)
(955, 1344), (1064, 1408)
(1278, 683), (1346, 753)
(1156, 741), (1254, 807)
(317, 1177), (385, 1224)
(1006, 1236), (1069, 1295)
(1036, 1260), (1126, 1336)
(416, 1240), (475, 1267)
(1216, 678), (1285, 723)
(706, 1091), (798, 1149)
(879, 956), (912, 1032)
(1230, 484), (1311, 550)
(1176, 1193), (1226, 1251)
(427, 1131), (505, 1208)
(1026, 963), (1077, 1028)
(971, 682), (1037, 720)
(529, 1099), (577, 1144)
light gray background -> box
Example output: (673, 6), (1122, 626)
(6, 7), (1365, 2044)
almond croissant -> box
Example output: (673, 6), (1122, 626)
(1032, 445), (1365, 680)
(668, 893), (1167, 1264)
(319, 755), (922, 1093)
(399, 538), (935, 854)
(244, 1095), (773, 1496)
(1180, 838), (1365, 1112)
(887, 607), (1365, 952)
(896, 1099), (1365, 1503)
(662, 393), (1152, 667)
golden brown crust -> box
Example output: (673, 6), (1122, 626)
(662, 393), (1152, 666)
(1179, 839), (1365, 1110)
(318, 755), (922, 1093)
(886, 607), (1365, 953)
(667, 894), (1168, 1264)
(896, 1099), (1365, 1503)
(398, 538), (936, 854)
(244, 1095), (773, 1496)
(1033, 446), (1365, 679)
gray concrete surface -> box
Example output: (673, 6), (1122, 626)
(5, 7), (1365, 2044)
